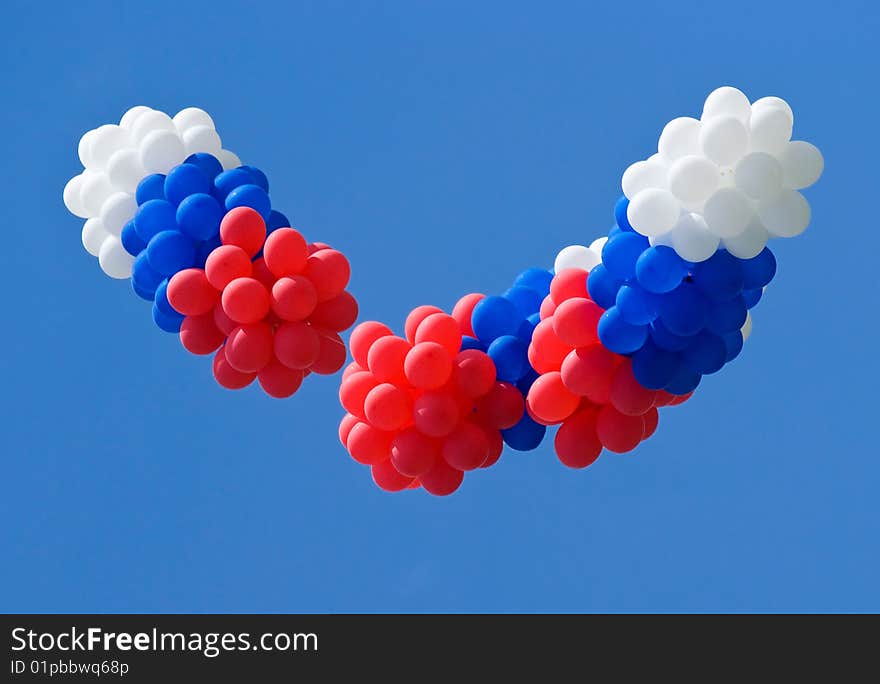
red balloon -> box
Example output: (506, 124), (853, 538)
(609, 360), (657, 416)
(441, 422), (489, 471)
(653, 390), (675, 407)
(309, 291), (358, 332)
(364, 383), (413, 431)
(414, 313), (462, 357)
(479, 425), (504, 468)
(257, 358), (305, 398)
(303, 249), (350, 301)
(367, 335), (410, 385)
(552, 297), (602, 347)
(309, 330), (347, 375)
(339, 413), (359, 447)
(212, 301), (237, 336)
(308, 241), (331, 254)
(404, 305), (444, 343)
(596, 404), (645, 453)
(475, 382), (524, 430)
(221, 277), (270, 325)
(560, 344), (618, 403)
(204, 245), (252, 290)
(555, 409), (602, 469)
(346, 421), (392, 465)
(419, 458), (464, 496)
(451, 293), (484, 337)
(526, 371), (580, 425)
(271, 275), (318, 322)
(528, 319), (572, 374)
(371, 459), (415, 492)
(451, 349), (496, 398)
(264, 228), (308, 278)
(667, 391), (693, 405)
(550, 268), (589, 305)
(179, 313), (225, 355)
(220, 206), (266, 257)
(339, 370), (379, 419)
(413, 391), (460, 437)
(224, 322), (274, 373)
(349, 321), (393, 368)
(273, 321), (320, 369)
(250, 256), (277, 290)
(539, 294), (556, 320)
(390, 427), (440, 477)
(404, 342), (453, 389)
(167, 268), (218, 316)
(642, 406), (659, 439)
(341, 361), (365, 383)
(212, 347), (256, 390)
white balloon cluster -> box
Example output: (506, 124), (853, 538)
(62, 106), (242, 279)
(621, 87), (823, 262)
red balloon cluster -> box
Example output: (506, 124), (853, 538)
(338, 297), (526, 496)
(528, 268), (692, 469)
(166, 207), (357, 397)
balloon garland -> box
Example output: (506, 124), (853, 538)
(338, 86), (823, 494)
(64, 107), (356, 397)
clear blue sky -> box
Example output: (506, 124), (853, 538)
(1, 0), (877, 613)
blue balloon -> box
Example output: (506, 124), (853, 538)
(472, 295), (522, 342)
(665, 366), (701, 395)
(635, 245), (688, 294)
(742, 287), (762, 309)
(135, 173), (166, 205)
(501, 414), (546, 451)
(597, 306), (649, 355)
(516, 368), (539, 395)
(238, 165), (269, 192)
(225, 184), (271, 221)
(680, 331), (727, 375)
(134, 199), (177, 243)
(659, 283), (708, 337)
(614, 195), (634, 232)
(649, 319), (693, 352)
(602, 231), (649, 281)
(705, 295), (747, 335)
(517, 312), (540, 341)
(631, 341), (681, 390)
(176, 193), (224, 241)
(513, 267), (553, 295)
(152, 302), (184, 333)
(692, 250), (744, 302)
(213, 168), (256, 201)
(616, 285), (660, 325)
(195, 235), (223, 268)
(504, 286), (543, 318)
(608, 224), (622, 238)
(487, 335), (529, 383)
(121, 220), (146, 256)
(587, 263), (621, 310)
(723, 331), (743, 363)
(131, 277), (155, 302)
(164, 163), (211, 206)
(184, 153), (223, 181)
(131, 252), (164, 298)
(146, 230), (196, 276)
(459, 336), (485, 352)
(740, 247), (777, 290)
(154, 279), (178, 318)
(267, 210), (290, 233)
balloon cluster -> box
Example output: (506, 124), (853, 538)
(621, 87), (823, 262)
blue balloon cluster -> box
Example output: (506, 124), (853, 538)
(589, 196), (775, 395)
(123, 153), (290, 334)
(466, 267), (554, 451)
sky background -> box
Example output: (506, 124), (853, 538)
(1, 0), (877, 613)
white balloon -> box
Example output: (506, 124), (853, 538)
(77, 129), (97, 168)
(621, 159), (667, 199)
(183, 125), (222, 157)
(130, 110), (176, 144)
(779, 140), (824, 189)
(216, 149), (242, 170)
(699, 116), (749, 166)
(702, 86), (752, 123)
(173, 107), (215, 133)
(668, 155), (720, 205)
(119, 105), (152, 129)
(670, 212), (720, 262)
(106, 147), (147, 194)
(89, 124), (131, 170)
(718, 166), (736, 188)
(139, 129), (185, 174)
(589, 236), (608, 253)
(734, 152), (783, 201)
(751, 96), (793, 127)
(648, 230), (674, 248)
(627, 188), (681, 237)
(757, 189), (811, 238)
(749, 106), (792, 155)
(554, 245), (600, 273)
(63, 174), (89, 218)
(81, 218), (109, 257)
(658, 117), (701, 161)
(703, 187), (753, 238)
(99, 192), (137, 236)
(80, 171), (115, 216)
(721, 216), (768, 259)
(98, 235), (134, 279)
(741, 312), (753, 342)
